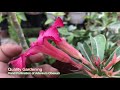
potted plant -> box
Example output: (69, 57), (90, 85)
(68, 12), (86, 24)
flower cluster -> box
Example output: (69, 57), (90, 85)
(9, 17), (84, 70)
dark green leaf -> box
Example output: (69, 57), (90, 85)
(113, 62), (120, 72)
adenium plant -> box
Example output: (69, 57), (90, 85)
(9, 17), (82, 69)
(9, 17), (120, 78)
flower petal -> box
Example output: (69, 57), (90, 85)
(35, 17), (63, 45)
(52, 17), (64, 28)
(9, 55), (26, 69)
(44, 27), (61, 42)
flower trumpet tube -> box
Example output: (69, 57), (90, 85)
(43, 39), (83, 69)
(56, 38), (92, 67)
(9, 39), (83, 69)
(31, 41), (83, 69)
(44, 17), (91, 67)
(56, 38), (83, 59)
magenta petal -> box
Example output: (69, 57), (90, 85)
(9, 55), (26, 69)
(37, 30), (45, 43)
(32, 28), (61, 46)
(9, 45), (42, 69)
(45, 17), (63, 41)
(52, 17), (64, 28)
(33, 30), (45, 46)
(44, 27), (61, 42)
(94, 57), (101, 67)
(26, 45), (42, 56)
(8, 18), (64, 69)
(32, 17), (63, 46)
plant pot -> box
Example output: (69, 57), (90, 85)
(68, 12), (86, 24)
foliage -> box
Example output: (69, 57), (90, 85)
(59, 34), (120, 78)
(2, 12), (120, 78)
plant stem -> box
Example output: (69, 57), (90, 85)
(8, 12), (29, 50)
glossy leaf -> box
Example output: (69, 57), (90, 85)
(77, 42), (92, 64)
(90, 34), (106, 61)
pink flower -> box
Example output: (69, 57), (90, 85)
(42, 39), (83, 69)
(105, 53), (120, 70)
(51, 17), (64, 28)
(9, 17), (82, 69)
(31, 17), (64, 46)
(56, 38), (90, 66)
(92, 56), (101, 68)
(9, 54), (27, 69)
(30, 39), (82, 69)
(102, 68), (120, 77)
(9, 17), (64, 69)
(42, 17), (91, 67)
(56, 38), (82, 59)
(9, 45), (42, 69)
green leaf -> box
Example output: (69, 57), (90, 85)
(73, 30), (86, 36)
(105, 46), (120, 66)
(16, 12), (27, 21)
(77, 42), (92, 64)
(28, 38), (37, 43)
(90, 34), (106, 61)
(59, 73), (90, 78)
(0, 15), (3, 23)
(105, 40), (116, 51)
(66, 33), (74, 43)
(45, 18), (54, 25)
(107, 21), (120, 32)
(113, 62), (120, 72)
(58, 27), (70, 35)
(46, 56), (56, 64)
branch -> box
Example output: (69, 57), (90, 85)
(8, 12), (29, 50)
